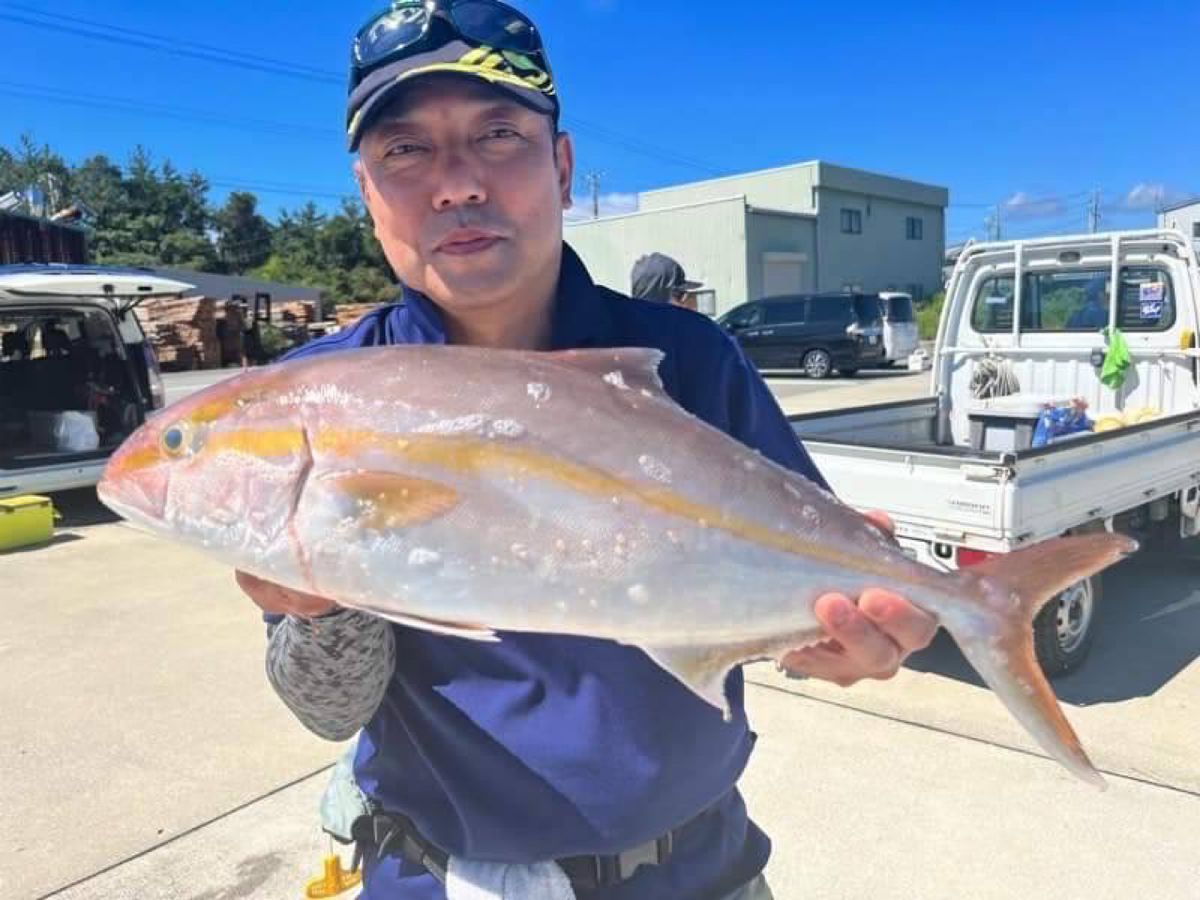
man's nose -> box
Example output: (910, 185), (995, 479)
(432, 149), (487, 210)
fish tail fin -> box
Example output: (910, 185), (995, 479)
(943, 532), (1137, 789)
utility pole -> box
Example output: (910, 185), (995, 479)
(985, 205), (1002, 241)
(583, 171), (603, 219)
(1087, 189), (1102, 233)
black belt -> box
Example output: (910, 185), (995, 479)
(355, 807), (704, 891)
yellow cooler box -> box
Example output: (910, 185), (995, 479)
(0, 495), (56, 552)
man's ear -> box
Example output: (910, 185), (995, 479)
(554, 131), (575, 209)
(355, 158), (378, 212)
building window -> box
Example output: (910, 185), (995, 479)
(906, 217), (924, 240)
(840, 209), (862, 235)
(1193, 222), (1200, 239)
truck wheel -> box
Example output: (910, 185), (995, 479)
(802, 349), (832, 379)
(1033, 575), (1100, 677)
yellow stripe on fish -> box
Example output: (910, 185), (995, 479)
(204, 428), (307, 458)
(312, 430), (899, 580)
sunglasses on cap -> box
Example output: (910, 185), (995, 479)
(351, 0), (542, 87)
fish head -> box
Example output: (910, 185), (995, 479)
(98, 366), (312, 565)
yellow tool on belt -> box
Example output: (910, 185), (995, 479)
(305, 852), (361, 898)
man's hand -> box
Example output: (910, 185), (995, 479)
(236, 570), (339, 619)
(779, 511), (938, 687)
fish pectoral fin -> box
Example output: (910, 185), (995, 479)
(546, 347), (668, 397)
(321, 470), (459, 530)
(353, 605), (500, 642)
(641, 632), (819, 721)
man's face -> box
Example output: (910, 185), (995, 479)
(355, 77), (574, 314)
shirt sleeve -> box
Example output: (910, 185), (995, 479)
(265, 611), (396, 741)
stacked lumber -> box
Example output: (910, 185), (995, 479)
(275, 300), (320, 325)
(136, 297), (222, 371)
(334, 303), (384, 328)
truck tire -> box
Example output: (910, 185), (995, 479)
(802, 349), (832, 379)
(1033, 575), (1100, 677)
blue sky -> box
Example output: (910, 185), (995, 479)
(1, 0), (1196, 245)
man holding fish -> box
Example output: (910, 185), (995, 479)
(96, 2), (1133, 898)
(253, 2), (932, 894)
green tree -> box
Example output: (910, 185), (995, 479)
(214, 191), (273, 273)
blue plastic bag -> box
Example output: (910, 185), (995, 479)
(1031, 403), (1093, 448)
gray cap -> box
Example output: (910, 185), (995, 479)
(630, 253), (703, 303)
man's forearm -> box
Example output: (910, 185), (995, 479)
(266, 611), (395, 741)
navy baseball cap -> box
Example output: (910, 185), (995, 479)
(346, 1), (559, 152)
(630, 253), (704, 303)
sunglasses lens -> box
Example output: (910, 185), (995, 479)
(356, 3), (430, 64)
(452, 0), (539, 52)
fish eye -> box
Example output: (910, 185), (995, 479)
(160, 423), (191, 457)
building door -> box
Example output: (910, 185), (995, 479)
(762, 252), (806, 297)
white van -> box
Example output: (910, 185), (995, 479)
(877, 291), (920, 364)
(0, 265), (194, 497)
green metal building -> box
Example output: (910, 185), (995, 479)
(564, 160), (948, 317)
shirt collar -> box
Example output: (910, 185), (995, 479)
(396, 242), (615, 349)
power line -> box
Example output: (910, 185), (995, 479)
(0, 7), (342, 83)
(0, 81), (340, 140)
(3, 2), (340, 79)
(0, 3), (726, 176)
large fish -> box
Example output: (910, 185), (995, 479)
(98, 345), (1135, 787)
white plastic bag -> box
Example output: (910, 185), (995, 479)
(53, 411), (100, 452)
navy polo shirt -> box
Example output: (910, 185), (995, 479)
(281, 245), (827, 898)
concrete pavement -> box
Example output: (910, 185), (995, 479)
(4, 369), (1197, 899)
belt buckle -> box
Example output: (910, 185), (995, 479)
(615, 834), (667, 881)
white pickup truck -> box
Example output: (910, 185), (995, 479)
(791, 228), (1200, 675)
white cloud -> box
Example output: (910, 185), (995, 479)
(563, 191), (639, 222)
(1002, 191), (1066, 220)
(1124, 182), (1186, 211)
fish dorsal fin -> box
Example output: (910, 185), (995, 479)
(547, 347), (667, 397)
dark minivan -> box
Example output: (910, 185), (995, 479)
(717, 293), (885, 378)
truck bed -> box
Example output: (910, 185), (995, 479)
(790, 397), (1200, 550)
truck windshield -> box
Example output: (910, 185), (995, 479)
(970, 267), (1175, 333)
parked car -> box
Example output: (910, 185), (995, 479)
(0, 264), (193, 497)
(790, 228), (1200, 675)
(877, 291), (920, 365)
(717, 292), (885, 378)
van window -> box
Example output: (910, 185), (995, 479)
(807, 295), (851, 324)
(852, 295), (883, 325)
(970, 268), (1176, 333)
(882, 296), (914, 322)
(721, 303), (762, 329)
(763, 298), (806, 325)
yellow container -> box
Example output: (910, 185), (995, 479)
(0, 495), (56, 552)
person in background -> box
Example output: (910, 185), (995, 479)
(631, 252), (703, 308)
